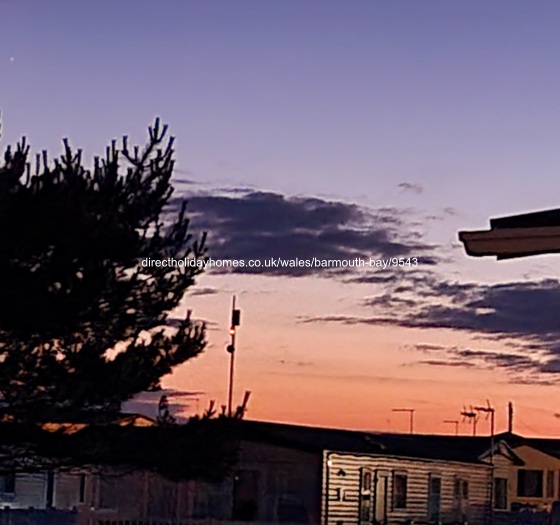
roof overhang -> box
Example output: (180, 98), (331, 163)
(478, 440), (525, 466)
(459, 226), (560, 259)
(459, 207), (560, 259)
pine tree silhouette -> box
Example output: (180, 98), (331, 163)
(0, 117), (207, 421)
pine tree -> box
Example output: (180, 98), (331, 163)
(0, 118), (207, 421)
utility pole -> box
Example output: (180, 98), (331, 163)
(392, 408), (415, 434)
(443, 419), (459, 436)
(226, 295), (241, 417)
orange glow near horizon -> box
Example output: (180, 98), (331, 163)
(154, 272), (560, 438)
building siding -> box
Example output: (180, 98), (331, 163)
(323, 452), (493, 525)
(508, 445), (560, 511)
(0, 433), (530, 525)
(0, 472), (48, 509)
(61, 441), (322, 524)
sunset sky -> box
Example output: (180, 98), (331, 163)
(3, 1), (560, 436)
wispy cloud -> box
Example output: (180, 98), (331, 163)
(303, 277), (560, 384)
(397, 182), (423, 194)
(188, 287), (219, 297)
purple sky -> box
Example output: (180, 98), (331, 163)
(3, 1), (560, 217)
(3, 0), (560, 434)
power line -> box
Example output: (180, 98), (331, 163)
(516, 415), (542, 435)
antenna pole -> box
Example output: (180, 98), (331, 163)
(508, 401), (514, 433)
(460, 407), (479, 437)
(392, 408), (415, 434)
(474, 401), (496, 515)
(444, 420), (459, 436)
(474, 402), (496, 463)
(226, 295), (241, 417)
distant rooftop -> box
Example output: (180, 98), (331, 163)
(239, 419), (504, 464)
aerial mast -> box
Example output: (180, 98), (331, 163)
(226, 295), (241, 417)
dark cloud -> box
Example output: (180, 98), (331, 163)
(178, 190), (436, 276)
(303, 276), (560, 383)
(298, 315), (365, 326)
(504, 377), (558, 387)
(278, 359), (315, 367)
(175, 187), (560, 383)
(321, 276), (560, 348)
(540, 358), (560, 374)
(172, 175), (197, 185)
(384, 279), (560, 345)
(398, 182), (423, 194)
(364, 295), (417, 309)
(349, 272), (403, 286)
(412, 343), (448, 352)
(165, 317), (218, 330)
(412, 359), (479, 369)
(188, 287), (219, 297)
(400, 342), (560, 385)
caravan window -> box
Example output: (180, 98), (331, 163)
(517, 469), (543, 498)
(454, 478), (469, 501)
(99, 476), (119, 509)
(393, 473), (407, 509)
(428, 475), (442, 522)
(547, 471), (555, 498)
(232, 470), (259, 521)
(79, 473), (86, 503)
(277, 495), (308, 523)
(359, 468), (374, 522)
(0, 472), (15, 494)
(494, 478), (508, 510)
(362, 471), (372, 491)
